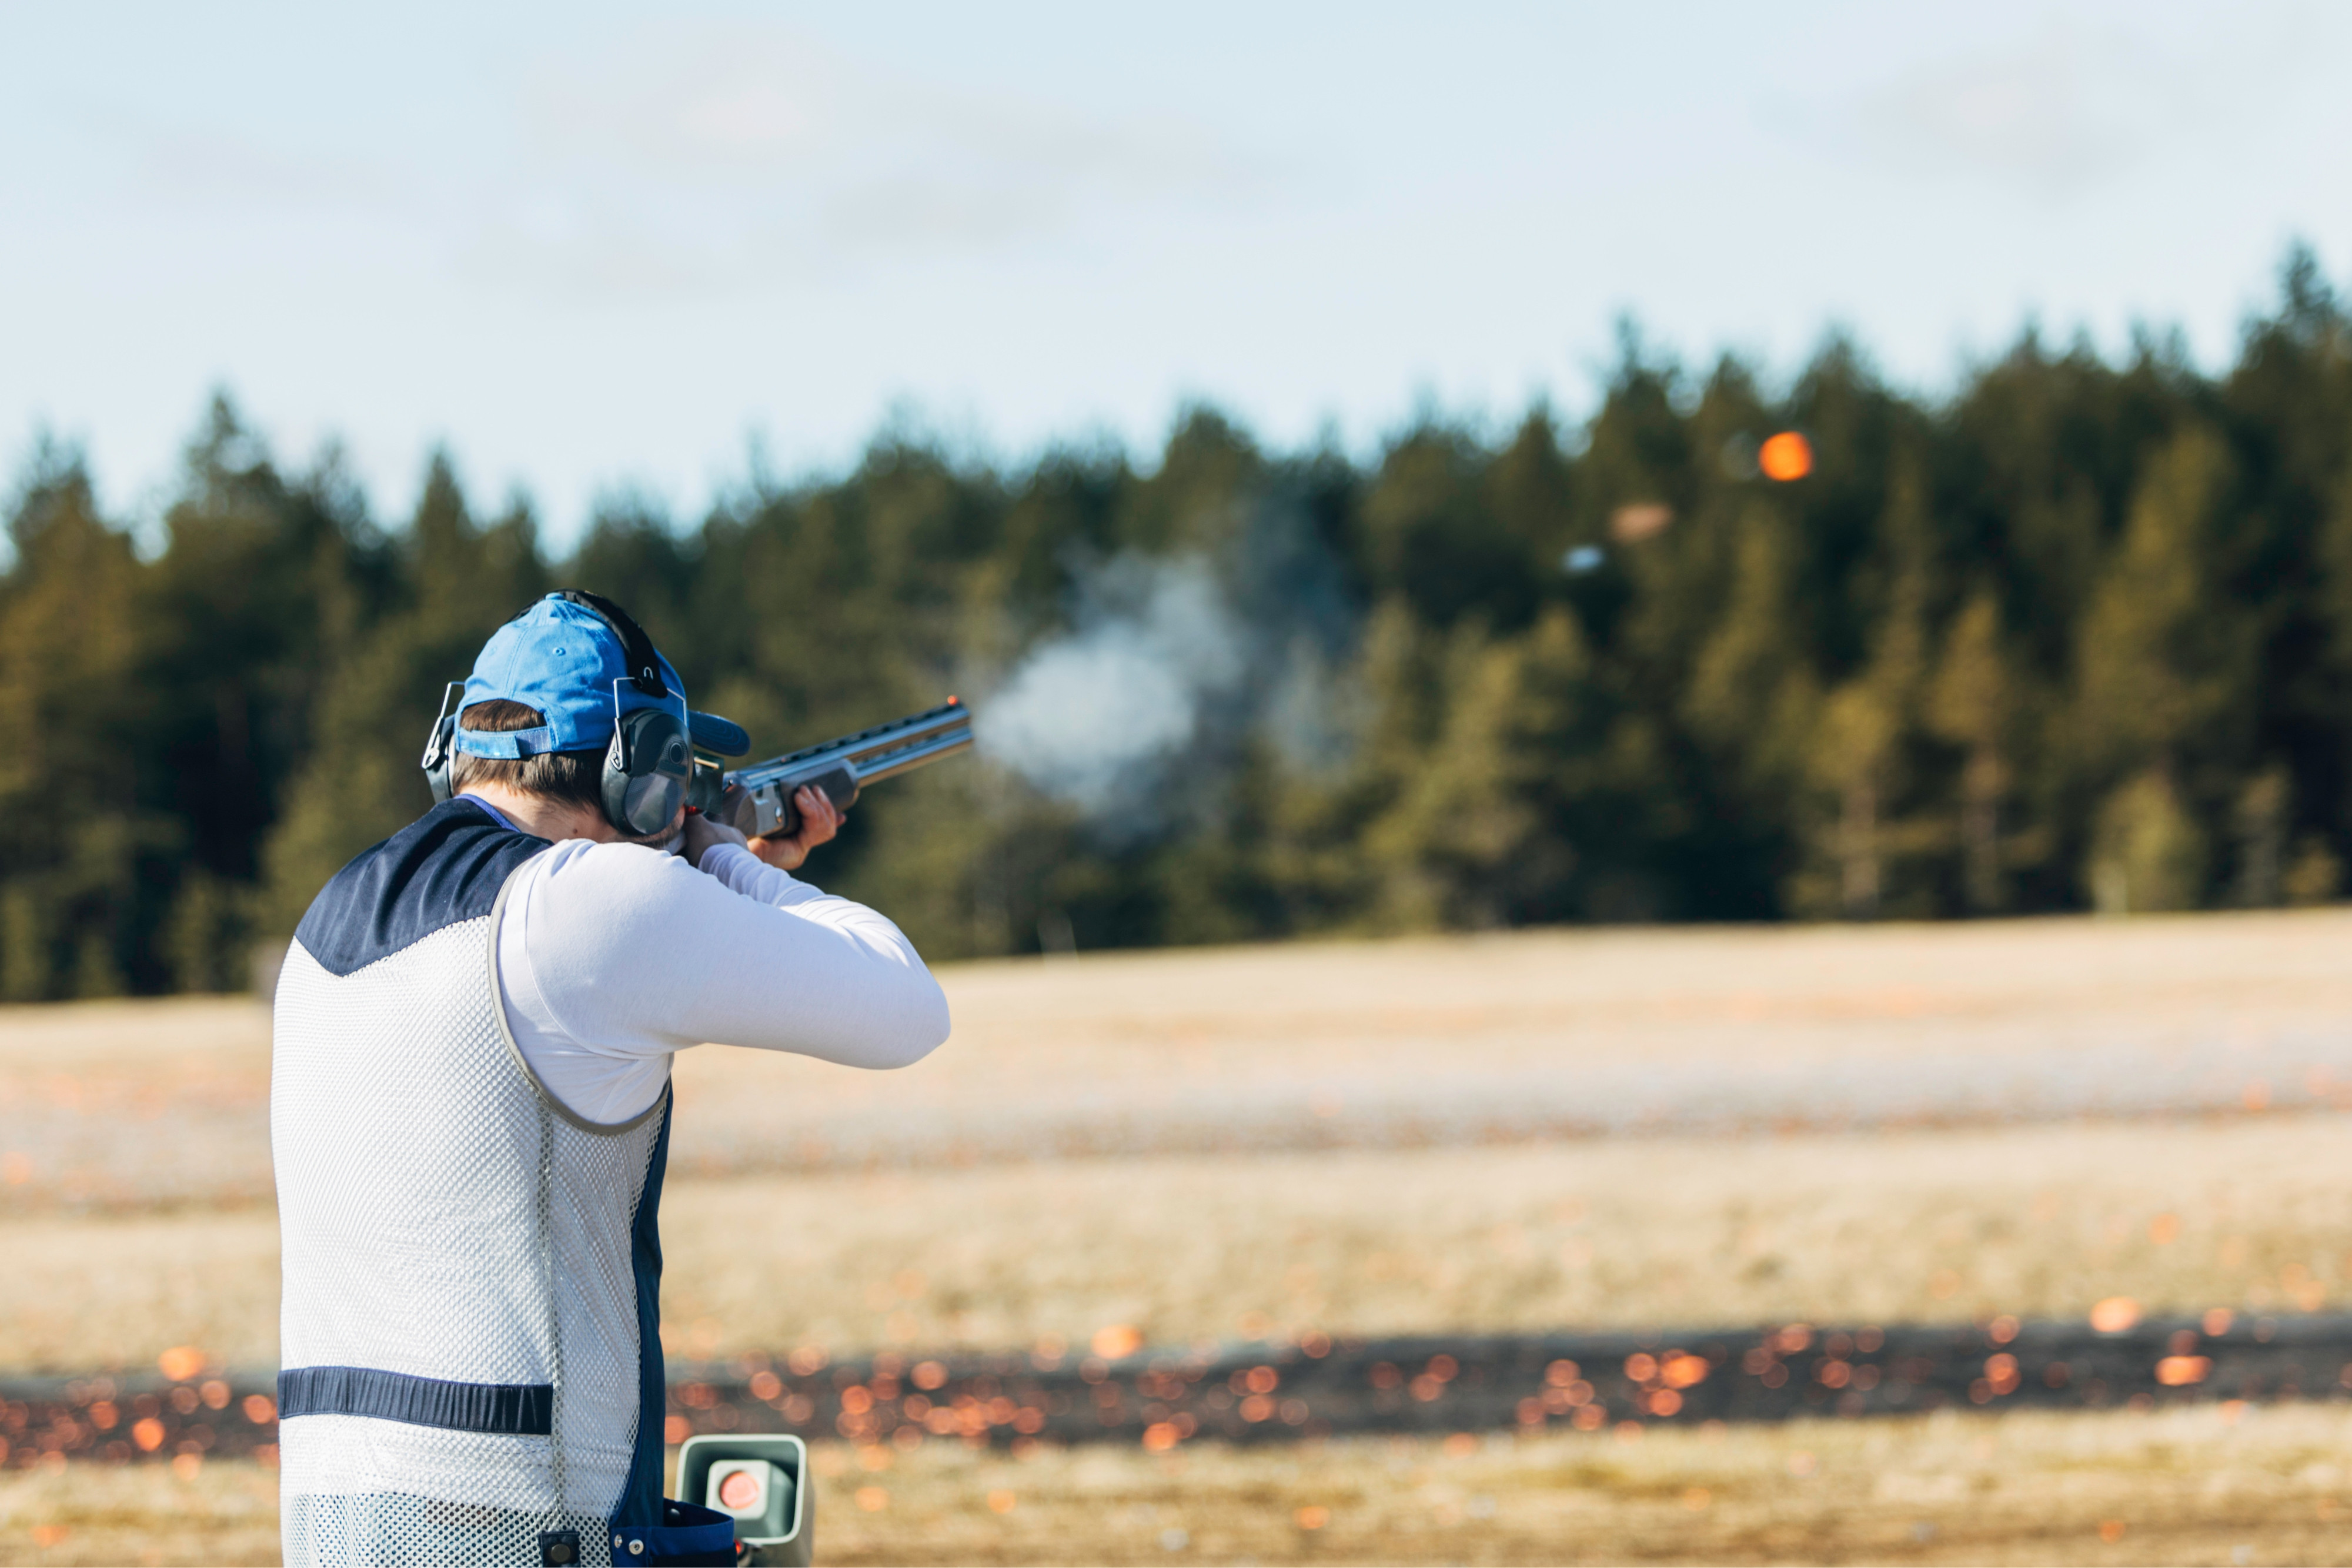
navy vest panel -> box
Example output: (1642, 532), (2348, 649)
(611, 1095), (675, 1534)
(278, 1366), (554, 1435)
(294, 797), (549, 975)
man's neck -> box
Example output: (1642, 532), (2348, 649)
(457, 785), (618, 844)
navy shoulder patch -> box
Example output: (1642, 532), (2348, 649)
(293, 798), (549, 976)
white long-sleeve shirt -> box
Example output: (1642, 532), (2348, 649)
(473, 804), (950, 1124)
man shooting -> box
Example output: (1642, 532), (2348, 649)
(270, 591), (950, 1566)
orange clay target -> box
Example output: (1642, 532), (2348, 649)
(1759, 431), (1812, 481)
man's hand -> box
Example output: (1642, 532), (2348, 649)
(680, 785), (844, 872)
(750, 785), (844, 870)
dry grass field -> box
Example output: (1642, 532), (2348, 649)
(15, 1115), (2352, 1377)
(8, 910), (2352, 1562)
(12, 1408), (2352, 1566)
(15, 910), (2352, 1216)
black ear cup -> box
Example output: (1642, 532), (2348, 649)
(604, 707), (693, 836)
(420, 681), (466, 804)
(423, 716), (457, 804)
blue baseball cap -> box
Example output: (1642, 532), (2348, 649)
(453, 593), (750, 759)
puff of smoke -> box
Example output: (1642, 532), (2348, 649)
(977, 556), (1248, 820)
(977, 496), (1361, 835)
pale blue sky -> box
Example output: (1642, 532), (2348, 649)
(5, 2), (2349, 546)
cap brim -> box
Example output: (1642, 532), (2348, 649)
(690, 711), (751, 757)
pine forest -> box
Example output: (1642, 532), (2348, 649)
(7, 250), (2352, 998)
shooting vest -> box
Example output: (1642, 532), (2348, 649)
(272, 798), (733, 1567)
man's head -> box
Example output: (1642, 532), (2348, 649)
(433, 591), (747, 838)
(446, 697), (605, 816)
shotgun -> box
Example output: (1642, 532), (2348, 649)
(689, 699), (974, 838)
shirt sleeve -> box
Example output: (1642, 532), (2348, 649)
(699, 842), (870, 914)
(496, 838), (950, 1121)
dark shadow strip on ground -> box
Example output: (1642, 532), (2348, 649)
(8, 1313), (2350, 1466)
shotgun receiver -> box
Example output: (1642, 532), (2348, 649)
(688, 699), (974, 838)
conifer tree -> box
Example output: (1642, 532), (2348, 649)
(2076, 425), (2254, 910)
(1798, 453), (1932, 919)
(1926, 593), (2020, 912)
(0, 447), (146, 997)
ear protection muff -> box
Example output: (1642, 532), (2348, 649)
(554, 590), (694, 838)
(603, 703), (693, 837)
(421, 681), (465, 805)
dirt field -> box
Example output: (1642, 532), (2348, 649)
(21, 1112), (2352, 1375)
(11, 1407), (2352, 1566)
(7, 911), (2352, 1562)
(12, 909), (2352, 1215)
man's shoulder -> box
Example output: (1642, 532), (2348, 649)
(525, 835), (718, 917)
(293, 800), (550, 977)
(517, 838), (766, 976)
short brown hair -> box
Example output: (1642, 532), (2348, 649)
(449, 699), (603, 811)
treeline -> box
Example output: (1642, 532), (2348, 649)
(8, 251), (2352, 997)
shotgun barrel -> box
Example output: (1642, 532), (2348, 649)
(689, 699), (974, 838)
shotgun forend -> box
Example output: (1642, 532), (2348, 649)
(687, 699), (975, 838)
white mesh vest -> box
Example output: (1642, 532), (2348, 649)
(273, 800), (730, 1567)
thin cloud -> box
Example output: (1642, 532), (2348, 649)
(116, 122), (412, 216)
(1805, 12), (2321, 204)
(462, 21), (1276, 298)
(1857, 26), (2185, 198)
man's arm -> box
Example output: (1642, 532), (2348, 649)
(495, 831), (949, 1122)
